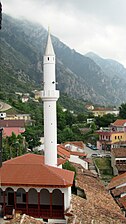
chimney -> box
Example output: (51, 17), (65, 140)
(0, 128), (3, 167)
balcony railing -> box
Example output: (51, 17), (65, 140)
(4, 204), (64, 219)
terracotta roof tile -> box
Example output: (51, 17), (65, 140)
(0, 154), (74, 188)
(68, 163), (126, 223)
(112, 119), (126, 127)
(111, 148), (126, 157)
(119, 195), (126, 209)
(57, 144), (70, 158)
(111, 186), (126, 197)
(107, 172), (126, 190)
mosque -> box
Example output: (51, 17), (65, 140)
(0, 31), (74, 222)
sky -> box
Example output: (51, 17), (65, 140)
(2, 0), (126, 67)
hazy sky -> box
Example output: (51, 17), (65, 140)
(2, 0), (126, 67)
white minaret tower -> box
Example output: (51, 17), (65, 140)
(42, 30), (59, 167)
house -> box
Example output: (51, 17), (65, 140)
(5, 114), (31, 121)
(0, 120), (25, 137)
(0, 154), (74, 220)
(62, 142), (88, 170)
(21, 95), (29, 103)
(96, 119), (126, 150)
(111, 148), (126, 175)
(34, 90), (42, 100)
(92, 107), (119, 117)
(64, 141), (84, 153)
(4, 114), (32, 126)
(107, 172), (126, 216)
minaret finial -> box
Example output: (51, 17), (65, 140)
(44, 27), (55, 56)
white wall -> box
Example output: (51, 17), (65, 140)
(69, 155), (88, 169)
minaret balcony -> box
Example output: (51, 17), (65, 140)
(41, 90), (59, 101)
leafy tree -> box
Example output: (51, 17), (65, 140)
(63, 160), (76, 180)
(95, 114), (116, 128)
(2, 133), (25, 161)
(22, 126), (41, 151)
(57, 104), (66, 130)
(119, 103), (126, 119)
(77, 113), (87, 123)
(64, 110), (76, 127)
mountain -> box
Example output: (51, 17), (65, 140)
(85, 52), (126, 80)
(0, 14), (126, 106)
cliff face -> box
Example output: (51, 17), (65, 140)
(1, 14), (126, 106)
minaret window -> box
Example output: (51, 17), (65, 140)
(48, 57), (49, 61)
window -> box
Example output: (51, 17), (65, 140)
(115, 136), (117, 139)
(22, 193), (26, 203)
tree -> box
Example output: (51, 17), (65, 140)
(95, 114), (116, 128)
(119, 103), (126, 119)
(2, 133), (25, 161)
(23, 126), (41, 151)
(77, 113), (87, 123)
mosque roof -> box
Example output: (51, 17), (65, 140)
(0, 154), (74, 188)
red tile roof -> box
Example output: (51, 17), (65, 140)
(111, 186), (126, 197)
(68, 163), (126, 223)
(0, 154), (74, 188)
(107, 172), (126, 190)
(111, 148), (126, 158)
(112, 119), (126, 127)
(3, 127), (25, 137)
(57, 144), (70, 159)
(119, 195), (126, 209)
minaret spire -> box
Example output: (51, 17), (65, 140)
(42, 29), (59, 167)
(45, 27), (55, 56)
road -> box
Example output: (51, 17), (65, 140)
(84, 145), (108, 158)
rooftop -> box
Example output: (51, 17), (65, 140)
(0, 154), (74, 188)
(111, 148), (126, 158)
(107, 172), (126, 190)
(112, 119), (126, 127)
(68, 164), (126, 223)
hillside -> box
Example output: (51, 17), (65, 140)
(0, 14), (126, 106)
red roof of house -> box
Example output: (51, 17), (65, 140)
(3, 127), (25, 137)
(57, 145), (70, 159)
(0, 154), (74, 188)
(118, 195), (126, 209)
(111, 185), (126, 197)
(112, 119), (126, 127)
(107, 172), (126, 190)
(111, 148), (126, 158)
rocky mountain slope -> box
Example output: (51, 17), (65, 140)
(0, 14), (126, 106)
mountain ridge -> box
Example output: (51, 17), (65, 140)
(0, 14), (126, 106)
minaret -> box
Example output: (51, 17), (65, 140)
(41, 30), (59, 167)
